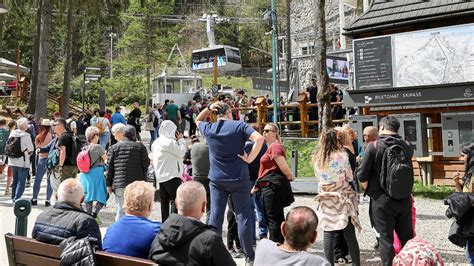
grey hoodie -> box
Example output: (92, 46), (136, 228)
(7, 129), (34, 168)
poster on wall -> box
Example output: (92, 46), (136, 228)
(353, 23), (474, 90)
(326, 56), (349, 84)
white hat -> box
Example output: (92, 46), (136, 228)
(41, 119), (51, 126)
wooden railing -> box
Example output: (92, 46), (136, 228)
(230, 95), (348, 138)
(47, 93), (84, 115)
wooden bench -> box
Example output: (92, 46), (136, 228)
(4, 233), (157, 266)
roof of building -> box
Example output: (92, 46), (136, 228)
(344, 0), (474, 36)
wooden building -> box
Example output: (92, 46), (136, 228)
(343, 0), (474, 186)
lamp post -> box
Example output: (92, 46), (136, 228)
(108, 33), (116, 78)
(271, 0), (278, 123)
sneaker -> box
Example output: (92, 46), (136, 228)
(245, 257), (254, 266)
(230, 248), (245, 258)
(31, 199), (37, 206)
(4, 187), (9, 195)
(45, 201), (51, 207)
(25, 181), (31, 188)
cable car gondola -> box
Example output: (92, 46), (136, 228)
(191, 45), (241, 72)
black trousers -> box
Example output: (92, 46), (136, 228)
(189, 120), (197, 136)
(371, 194), (413, 266)
(262, 184), (285, 244)
(159, 178), (181, 222)
(324, 221), (360, 266)
(227, 197), (241, 249)
(195, 176), (211, 224)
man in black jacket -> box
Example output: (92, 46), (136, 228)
(107, 125), (150, 221)
(149, 181), (235, 266)
(357, 115), (414, 266)
(32, 178), (102, 248)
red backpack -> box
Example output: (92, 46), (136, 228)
(76, 146), (92, 173)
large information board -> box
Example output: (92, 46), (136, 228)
(354, 36), (393, 90)
(353, 23), (474, 90)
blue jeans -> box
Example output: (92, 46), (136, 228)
(32, 157), (53, 201)
(11, 166), (29, 201)
(253, 192), (268, 238)
(467, 241), (474, 264)
(99, 132), (110, 151)
(150, 130), (156, 143)
(209, 179), (255, 259)
(114, 187), (125, 221)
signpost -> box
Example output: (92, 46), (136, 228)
(82, 67), (102, 111)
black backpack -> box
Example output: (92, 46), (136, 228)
(5, 136), (24, 159)
(377, 140), (414, 200)
(70, 135), (86, 165)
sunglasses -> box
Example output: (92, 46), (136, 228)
(263, 129), (274, 133)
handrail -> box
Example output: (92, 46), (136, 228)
(229, 99), (348, 138)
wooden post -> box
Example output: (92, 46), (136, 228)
(298, 92), (309, 138)
(255, 96), (267, 133)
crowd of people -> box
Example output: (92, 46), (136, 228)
(1, 94), (469, 265)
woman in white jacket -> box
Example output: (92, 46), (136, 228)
(150, 120), (186, 222)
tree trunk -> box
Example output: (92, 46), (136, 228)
(286, 0), (291, 94)
(314, 0), (331, 132)
(35, 0), (52, 119)
(27, 0), (42, 114)
(145, 8), (151, 110)
(60, 0), (74, 117)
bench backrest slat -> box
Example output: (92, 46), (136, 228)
(14, 251), (61, 266)
(96, 251), (157, 266)
(12, 235), (61, 258)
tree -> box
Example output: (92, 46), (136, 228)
(35, 0), (52, 119)
(60, 0), (74, 117)
(27, 0), (42, 114)
(314, 0), (331, 132)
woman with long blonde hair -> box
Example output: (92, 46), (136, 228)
(313, 127), (360, 266)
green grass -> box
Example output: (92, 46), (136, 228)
(412, 181), (455, 200)
(282, 139), (318, 178)
(201, 74), (253, 95)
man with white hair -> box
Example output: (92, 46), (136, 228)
(32, 179), (102, 247)
(149, 181), (235, 265)
(111, 123), (126, 143)
(6, 117), (34, 202)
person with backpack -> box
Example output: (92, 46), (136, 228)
(31, 119), (53, 207)
(6, 117), (34, 202)
(53, 118), (78, 182)
(357, 115), (414, 266)
(78, 126), (108, 223)
(91, 110), (111, 151)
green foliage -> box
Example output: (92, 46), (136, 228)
(412, 181), (455, 200)
(282, 139), (318, 178)
(0, 0), (36, 65)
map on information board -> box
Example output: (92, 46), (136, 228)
(393, 24), (474, 87)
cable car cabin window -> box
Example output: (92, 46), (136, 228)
(226, 48), (241, 64)
(192, 48), (227, 71)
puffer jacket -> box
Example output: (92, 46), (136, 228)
(149, 213), (235, 266)
(32, 201), (102, 248)
(150, 121), (186, 183)
(106, 139), (150, 190)
(60, 236), (99, 266)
